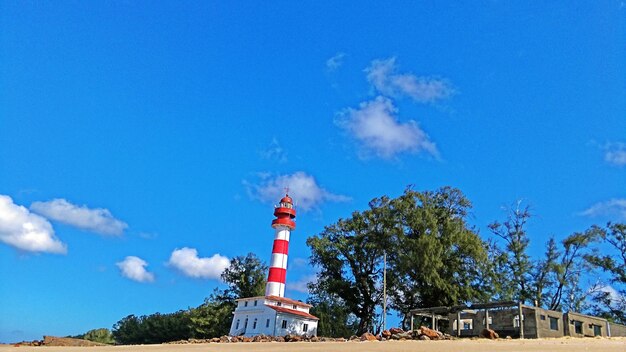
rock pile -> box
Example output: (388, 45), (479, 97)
(165, 326), (451, 345)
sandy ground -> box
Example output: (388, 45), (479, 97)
(2, 338), (626, 352)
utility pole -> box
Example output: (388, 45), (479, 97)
(383, 252), (387, 332)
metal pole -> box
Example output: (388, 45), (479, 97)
(383, 252), (387, 332)
(457, 312), (461, 337)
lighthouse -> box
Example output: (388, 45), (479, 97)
(228, 194), (318, 337)
(266, 194), (296, 297)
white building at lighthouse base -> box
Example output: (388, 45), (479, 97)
(228, 295), (318, 337)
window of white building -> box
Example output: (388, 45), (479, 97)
(303, 323), (308, 332)
(253, 318), (257, 329)
(266, 319), (270, 328)
(281, 320), (287, 329)
(236, 320), (240, 329)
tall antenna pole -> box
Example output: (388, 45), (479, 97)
(383, 251), (387, 332)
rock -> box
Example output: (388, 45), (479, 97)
(310, 336), (319, 342)
(395, 331), (413, 340)
(335, 337), (347, 342)
(219, 335), (230, 343)
(389, 327), (404, 335)
(349, 335), (359, 341)
(211, 338), (221, 343)
(418, 335), (431, 340)
(419, 326), (441, 340)
(274, 336), (285, 342)
(480, 328), (499, 340)
(360, 332), (378, 341)
(382, 330), (391, 339)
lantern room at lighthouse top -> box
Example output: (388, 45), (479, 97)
(271, 194), (296, 230)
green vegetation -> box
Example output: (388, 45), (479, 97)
(111, 253), (267, 344)
(106, 187), (626, 342)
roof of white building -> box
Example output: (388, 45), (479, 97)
(267, 305), (319, 320)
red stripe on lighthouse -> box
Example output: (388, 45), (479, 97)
(268, 267), (287, 283)
(271, 239), (289, 255)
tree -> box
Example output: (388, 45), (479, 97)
(586, 223), (626, 323)
(307, 282), (358, 338)
(221, 252), (268, 300)
(488, 202), (533, 303)
(83, 328), (115, 344)
(545, 228), (601, 311)
(307, 187), (490, 332)
(307, 197), (393, 335)
(189, 289), (235, 338)
(389, 187), (490, 327)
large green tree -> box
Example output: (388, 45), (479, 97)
(307, 187), (490, 332)
(389, 187), (490, 327)
(307, 197), (393, 335)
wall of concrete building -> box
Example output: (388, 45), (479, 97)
(608, 322), (626, 337)
(565, 312), (608, 337)
(530, 307), (565, 338)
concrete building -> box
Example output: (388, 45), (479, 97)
(228, 194), (318, 337)
(409, 301), (626, 338)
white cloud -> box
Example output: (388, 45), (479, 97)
(580, 199), (626, 220)
(326, 52), (346, 71)
(116, 256), (155, 283)
(31, 199), (127, 236)
(168, 247), (230, 280)
(336, 96), (438, 159)
(289, 274), (318, 294)
(244, 171), (350, 211)
(365, 57), (454, 103)
(604, 142), (626, 166)
(259, 138), (288, 163)
(0, 195), (67, 254)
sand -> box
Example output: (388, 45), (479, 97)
(2, 338), (626, 352)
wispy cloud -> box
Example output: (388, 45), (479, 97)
(244, 171), (350, 211)
(580, 199), (626, 220)
(604, 142), (626, 166)
(365, 57), (454, 103)
(31, 199), (127, 236)
(336, 96), (438, 159)
(116, 256), (155, 283)
(326, 52), (346, 71)
(0, 195), (67, 254)
(288, 274), (318, 294)
(167, 247), (230, 280)
(259, 138), (288, 163)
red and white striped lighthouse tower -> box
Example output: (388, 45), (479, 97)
(265, 194), (296, 297)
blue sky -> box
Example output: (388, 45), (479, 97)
(1, 1), (625, 343)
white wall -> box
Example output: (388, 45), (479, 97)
(274, 314), (318, 337)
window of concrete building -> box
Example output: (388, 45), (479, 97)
(540, 315), (546, 321)
(277, 302), (282, 306)
(549, 317), (559, 330)
(303, 323), (309, 332)
(266, 319), (270, 328)
(244, 301), (248, 307)
(463, 322), (471, 330)
(253, 318), (257, 329)
(282, 320), (287, 329)
(293, 304), (297, 309)
(574, 321), (582, 334)
(244, 318), (248, 329)
(236, 320), (240, 329)
(591, 324), (602, 336)
(254, 300), (258, 306)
